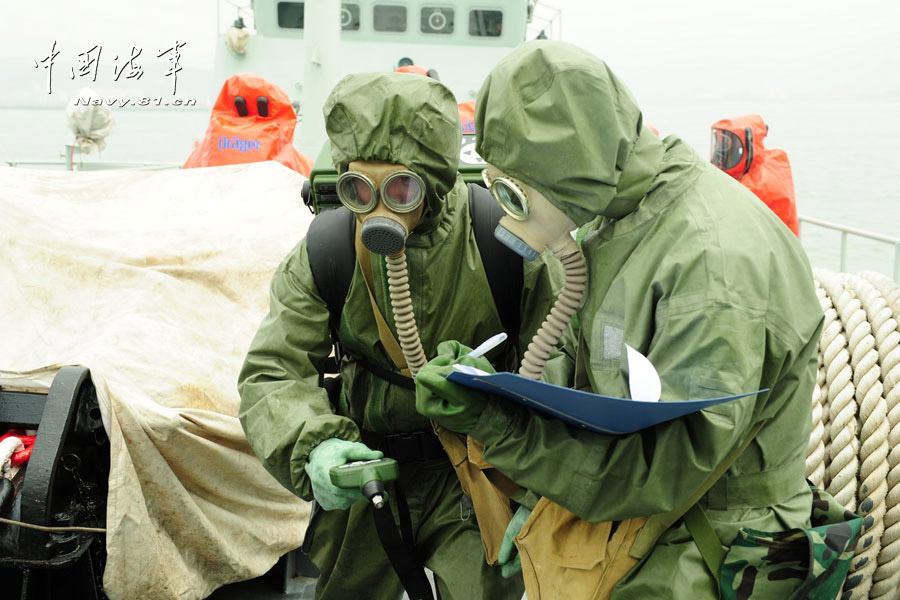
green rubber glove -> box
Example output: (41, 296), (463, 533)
(498, 505), (532, 578)
(415, 340), (494, 433)
(304, 438), (383, 511)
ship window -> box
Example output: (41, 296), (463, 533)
(374, 4), (407, 32)
(277, 2), (305, 29)
(341, 3), (360, 31)
(469, 9), (502, 37)
(421, 7), (454, 34)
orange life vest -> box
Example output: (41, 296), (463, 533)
(184, 73), (312, 177)
(710, 114), (798, 236)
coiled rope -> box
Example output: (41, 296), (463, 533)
(806, 285), (828, 489)
(861, 271), (900, 598)
(812, 269), (900, 599)
(815, 270), (859, 511)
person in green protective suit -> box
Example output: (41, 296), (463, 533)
(415, 41), (861, 599)
(238, 71), (560, 599)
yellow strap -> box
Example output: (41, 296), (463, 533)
(433, 425), (513, 565)
(354, 226), (412, 378)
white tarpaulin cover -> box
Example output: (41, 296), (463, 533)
(0, 162), (314, 599)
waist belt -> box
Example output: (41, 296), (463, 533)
(361, 430), (446, 465)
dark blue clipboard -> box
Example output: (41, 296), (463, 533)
(447, 370), (764, 434)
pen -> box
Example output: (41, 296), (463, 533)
(467, 332), (507, 358)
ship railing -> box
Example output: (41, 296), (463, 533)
(799, 214), (900, 282)
(4, 159), (181, 171)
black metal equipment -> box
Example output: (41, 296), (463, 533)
(0, 366), (109, 600)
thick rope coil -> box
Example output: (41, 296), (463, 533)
(385, 252), (427, 375)
(819, 271), (889, 599)
(863, 271), (900, 324)
(807, 368), (827, 487)
(816, 283), (838, 487)
(843, 277), (890, 600)
(519, 244), (587, 380)
(815, 269), (860, 510)
(806, 285), (829, 488)
(854, 273), (900, 599)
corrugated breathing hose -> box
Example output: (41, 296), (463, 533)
(386, 251), (428, 375)
(519, 236), (587, 380)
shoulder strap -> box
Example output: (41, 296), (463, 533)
(305, 207), (417, 385)
(306, 207), (357, 337)
(467, 183), (524, 344)
(354, 225), (413, 378)
(683, 503), (725, 585)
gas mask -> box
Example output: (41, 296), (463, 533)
(482, 164), (588, 380)
(710, 127), (754, 178)
(336, 160), (429, 373)
(337, 160), (427, 255)
(482, 164), (579, 261)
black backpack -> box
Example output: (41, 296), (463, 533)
(306, 183), (523, 386)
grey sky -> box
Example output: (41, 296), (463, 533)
(2, 0), (898, 105)
(562, 0), (900, 103)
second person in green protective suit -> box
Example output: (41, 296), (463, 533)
(416, 41), (861, 599)
(238, 72), (561, 599)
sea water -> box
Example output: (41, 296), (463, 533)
(644, 99), (900, 278)
(2, 100), (899, 277)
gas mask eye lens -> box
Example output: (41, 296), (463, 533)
(337, 172), (378, 213)
(710, 128), (745, 171)
(381, 171), (425, 213)
(490, 177), (529, 221)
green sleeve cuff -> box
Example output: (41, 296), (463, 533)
(289, 415), (362, 500)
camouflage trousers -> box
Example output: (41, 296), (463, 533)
(719, 485), (862, 600)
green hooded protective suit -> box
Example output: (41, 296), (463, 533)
(468, 41), (829, 598)
(238, 72), (559, 599)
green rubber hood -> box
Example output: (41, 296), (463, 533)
(323, 72), (462, 228)
(475, 41), (665, 226)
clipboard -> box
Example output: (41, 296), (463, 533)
(447, 369), (763, 434)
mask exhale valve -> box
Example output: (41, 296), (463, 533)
(362, 218), (408, 256)
(519, 235), (587, 380)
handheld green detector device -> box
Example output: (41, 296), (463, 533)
(329, 458), (399, 509)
